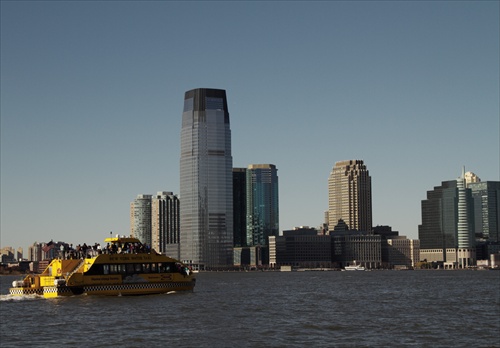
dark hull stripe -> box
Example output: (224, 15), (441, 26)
(10, 281), (195, 296)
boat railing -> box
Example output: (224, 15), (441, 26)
(66, 259), (85, 278)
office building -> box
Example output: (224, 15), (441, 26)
(331, 231), (381, 268)
(456, 169), (475, 267)
(386, 237), (420, 269)
(269, 232), (332, 269)
(233, 168), (247, 247)
(130, 194), (153, 246)
(418, 170), (476, 267)
(28, 243), (43, 262)
(246, 164), (279, 247)
(269, 229), (381, 269)
(130, 192), (179, 256)
(328, 160), (372, 232)
(180, 88), (233, 270)
(151, 191), (180, 259)
(469, 181), (500, 242)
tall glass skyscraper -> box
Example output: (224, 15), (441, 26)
(418, 170), (476, 266)
(130, 194), (152, 246)
(469, 181), (500, 242)
(180, 88), (233, 270)
(233, 168), (247, 248)
(246, 164), (279, 246)
(328, 160), (372, 232)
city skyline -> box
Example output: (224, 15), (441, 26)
(1, 2), (498, 252)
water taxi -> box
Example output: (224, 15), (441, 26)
(9, 236), (196, 298)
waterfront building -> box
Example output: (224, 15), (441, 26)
(151, 192), (180, 259)
(246, 164), (279, 248)
(386, 237), (420, 269)
(130, 194), (153, 246)
(269, 229), (381, 269)
(233, 246), (266, 268)
(331, 231), (381, 269)
(180, 88), (233, 270)
(373, 225), (400, 267)
(418, 170), (476, 267)
(468, 181), (500, 242)
(269, 233), (332, 269)
(233, 168), (247, 247)
(328, 160), (372, 232)
(456, 169), (475, 267)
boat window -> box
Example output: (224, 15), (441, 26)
(110, 264), (118, 274)
(103, 265), (109, 275)
(126, 264), (135, 274)
(151, 263), (157, 272)
(143, 264), (151, 273)
(134, 264), (142, 272)
(85, 264), (103, 275)
(118, 264), (126, 274)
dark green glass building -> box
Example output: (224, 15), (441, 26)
(246, 164), (279, 247)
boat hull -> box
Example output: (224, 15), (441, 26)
(10, 280), (195, 298)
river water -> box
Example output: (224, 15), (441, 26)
(1, 270), (499, 347)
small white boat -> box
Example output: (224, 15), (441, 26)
(344, 264), (365, 271)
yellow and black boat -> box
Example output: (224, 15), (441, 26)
(9, 236), (195, 298)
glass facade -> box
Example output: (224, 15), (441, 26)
(131, 194), (152, 246)
(418, 176), (476, 266)
(469, 181), (500, 242)
(232, 168), (247, 247)
(180, 88), (233, 270)
(246, 164), (279, 247)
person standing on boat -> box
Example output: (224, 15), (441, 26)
(60, 244), (65, 259)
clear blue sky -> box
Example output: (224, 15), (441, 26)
(1, 1), (499, 253)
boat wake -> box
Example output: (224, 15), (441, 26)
(0, 293), (42, 302)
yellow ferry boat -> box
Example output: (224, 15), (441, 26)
(9, 236), (196, 298)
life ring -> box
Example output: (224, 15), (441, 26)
(57, 268), (62, 275)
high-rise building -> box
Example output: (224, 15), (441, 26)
(465, 171), (481, 185)
(151, 191), (180, 259)
(28, 243), (43, 262)
(246, 164), (279, 247)
(180, 88), (233, 270)
(130, 194), (152, 246)
(418, 170), (476, 267)
(468, 181), (500, 243)
(328, 160), (372, 232)
(456, 169), (475, 267)
(233, 168), (247, 247)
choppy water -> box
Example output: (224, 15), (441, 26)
(1, 270), (499, 347)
